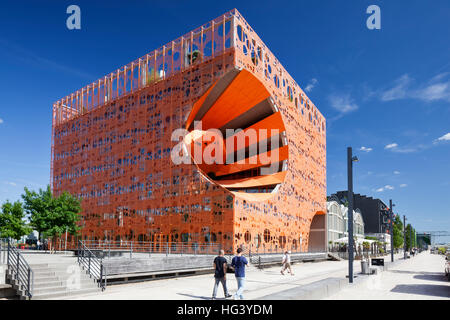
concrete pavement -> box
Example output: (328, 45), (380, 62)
(63, 253), (400, 300)
(325, 251), (449, 300)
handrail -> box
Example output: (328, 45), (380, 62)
(1, 238), (34, 299)
(78, 240), (222, 256)
(77, 240), (106, 291)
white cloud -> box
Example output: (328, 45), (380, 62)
(0, 118), (3, 124)
(359, 146), (373, 152)
(381, 74), (412, 101)
(418, 82), (450, 101)
(384, 143), (428, 153)
(329, 94), (358, 114)
(394, 171), (400, 174)
(400, 184), (408, 187)
(437, 133), (450, 141)
(380, 73), (450, 103)
(3, 181), (17, 187)
(375, 185), (394, 192)
(385, 143), (398, 149)
(305, 78), (318, 92)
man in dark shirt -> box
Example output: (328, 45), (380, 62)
(212, 249), (232, 299)
(231, 247), (248, 299)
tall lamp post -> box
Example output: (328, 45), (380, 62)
(347, 147), (358, 283)
(403, 215), (407, 259)
(389, 200), (395, 262)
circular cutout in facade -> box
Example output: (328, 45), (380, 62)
(184, 68), (288, 198)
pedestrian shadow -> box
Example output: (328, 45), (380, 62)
(390, 284), (450, 298)
(413, 274), (448, 282)
(176, 293), (215, 300)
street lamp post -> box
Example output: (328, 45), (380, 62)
(389, 200), (395, 262)
(403, 215), (407, 259)
(347, 147), (358, 283)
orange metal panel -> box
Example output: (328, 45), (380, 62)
(200, 69), (270, 130)
(185, 79), (218, 129)
(217, 171), (286, 188)
(224, 111), (285, 153)
(215, 145), (289, 177)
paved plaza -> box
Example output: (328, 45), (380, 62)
(326, 251), (449, 300)
(61, 252), (423, 300)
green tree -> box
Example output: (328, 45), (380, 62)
(22, 185), (82, 245)
(405, 224), (417, 250)
(45, 191), (82, 240)
(393, 214), (404, 249)
(0, 200), (31, 240)
(22, 186), (53, 240)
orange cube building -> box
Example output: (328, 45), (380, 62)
(51, 9), (327, 253)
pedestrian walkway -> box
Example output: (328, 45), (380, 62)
(325, 251), (450, 300)
(64, 253), (399, 300)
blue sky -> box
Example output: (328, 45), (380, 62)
(0, 1), (449, 242)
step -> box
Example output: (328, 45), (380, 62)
(38, 272), (93, 281)
(33, 278), (96, 289)
(33, 282), (99, 295)
(31, 287), (101, 300)
(33, 266), (88, 274)
(34, 276), (60, 283)
(33, 280), (64, 289)
(29, 263), (50, 268)
(33, 271), (56, 277)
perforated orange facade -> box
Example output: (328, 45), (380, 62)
(51, 9), (326, 253)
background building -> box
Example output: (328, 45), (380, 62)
(330, 192), (390, 234)
(51, 9), (326, 253)
(327, 200), (365, 243)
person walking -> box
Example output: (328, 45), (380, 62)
(231, 248), (248, 300)
(281, 251), (294, 275)
(212, 249), (232, 300)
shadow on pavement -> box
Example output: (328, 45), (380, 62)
(177, 293), (215, 300)
(413, 274), (448, 282)
(390, 284), (450, 298)
(389, 269), (442, 276)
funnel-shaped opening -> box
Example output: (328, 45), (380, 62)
(185, 68), (288, 198)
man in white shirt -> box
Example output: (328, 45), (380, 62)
(280, 251), (294, 275)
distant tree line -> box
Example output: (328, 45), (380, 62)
(392, 214), (419, 250)
(0, 185), (81, 246)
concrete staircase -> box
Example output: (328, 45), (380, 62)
(29, 262), (100, 300)
(8, 253), (102, 300)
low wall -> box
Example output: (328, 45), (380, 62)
(103, 255), (215, 277)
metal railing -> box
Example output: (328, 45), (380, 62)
(77, 240), (107, 291)
(1, 238), (34, 299)
(328, 246), (388, 260)
(79, 240), (222, 257)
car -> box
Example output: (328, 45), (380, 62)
(445, 255), (450, 281)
